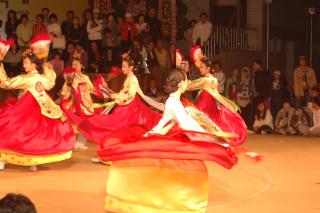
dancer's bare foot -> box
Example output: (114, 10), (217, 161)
(0, 161), (6, 170)
(30, 165), (38, 172)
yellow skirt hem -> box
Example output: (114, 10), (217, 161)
(104, 194), (207, 213)
(0, 150), (72, 166)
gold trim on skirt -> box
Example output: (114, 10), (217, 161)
(0, 150), (72, 166)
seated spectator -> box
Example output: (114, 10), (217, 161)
(274, 100), (295, 135)
(0, 193), (36, 213)
(146, 79), (164, 102)
(299, 97), (320, 137)
(226, 68), (240, 102)
(253, 101), (273, 134)
(3, 39), (23, 77)
(307, 86), (320, 108)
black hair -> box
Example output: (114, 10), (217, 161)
(200, 12), (208, 18)
(213, 60), (222, 68)
(7, 10), (17, 21)
(200, 57), (213, 72)
(311, 86), (320, 93)
(36, 14), (44, 21)
(49, 13), (57, 21)
(282, 99), (291, 105)
(137, 13), (145, 22)
(254, 59), (262, 66)
(122, 54), (135, 67)
(0, 193), (37, 213)
(164, 69), (186, 94)
(23, 50), (44, 74)
(256, 100), (267, 120)
(67, 10), (75, 15)
(312, 96), (320, 106)
(20, 14), (29, 22)
(42, 8), (49, 13)
(104, 28), (112, 34)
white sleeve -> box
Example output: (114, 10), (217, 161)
(265, 110), (274, 129)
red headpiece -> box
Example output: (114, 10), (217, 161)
(61, 66), (76, 75)
(0, 38), (14, 61)
(29, 34), (52, 59)
(190, 45), (203, 63)
(109, 66), (121, 76)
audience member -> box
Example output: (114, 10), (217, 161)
(253, 101), (273, 134)
(146, 8), (161, 40)
(68, 17), (83, 44)
(155, 39), (170, 85)
(293, 56), (317, 107)
(270, 69), (287, 119)
(16, 14), (32, 48)
(192, 12), (212, 46)
(3, 39), (23, 77)
(61, 10), (75, 37)
(41, 8), (50, 26)
(212, 60), (225, 94)
(274, 100), (295, 135)
(298, 96), (320, 137)
(252, 60), (269, 107)
(237, 67), (254, 128)
(226, 68), (239, 101)
(32, 14), (47, 36)
(5, 10), (19, 39)
(87, 9), (103, 51)
(121, 13), (137, 52)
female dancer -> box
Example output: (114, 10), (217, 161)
(76, 53), (163, 144)
(0, 49), (75, 171)
(97, 68), (237, 213)
(188, 47), (247, 146)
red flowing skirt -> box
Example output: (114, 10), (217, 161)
(195, 90), (248, 146)
(97, 124), (237, 169)
(77, 95), (161, 144)
(0, 92), (76, 155)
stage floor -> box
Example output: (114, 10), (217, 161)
(0, 135), (319, 213)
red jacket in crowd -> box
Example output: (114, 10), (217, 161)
(121, 22), (137, 41)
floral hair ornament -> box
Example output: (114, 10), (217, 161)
(29, 34), (52, 59)
(176, 49), (184, 67)
(0, 38), (14, 62)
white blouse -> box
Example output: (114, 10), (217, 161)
(47, 23), (62, 36)
(150, 94), (206, 134)
(253, 110), (274, 129)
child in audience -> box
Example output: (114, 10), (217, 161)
(253, 101), (273, 134)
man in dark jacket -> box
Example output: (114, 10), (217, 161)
(252, 60), (270, 109)
(146, 8), (161, 40)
